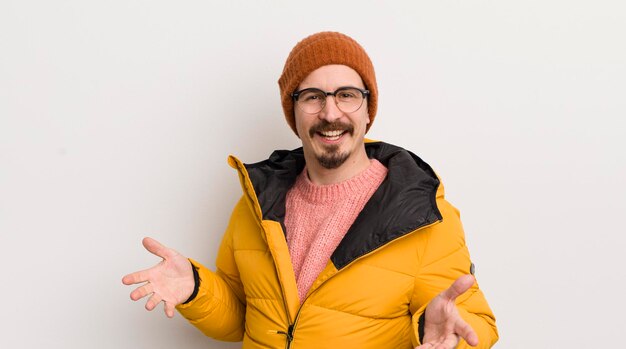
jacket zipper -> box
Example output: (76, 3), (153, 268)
(275, 219), (442, 348)
(276, 324), (294, 349)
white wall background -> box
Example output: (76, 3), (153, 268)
(1, 1), (624, 348)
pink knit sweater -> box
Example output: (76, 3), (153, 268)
(285, 159), (388, 303)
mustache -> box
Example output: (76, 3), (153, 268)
(308, 121), (354, 138)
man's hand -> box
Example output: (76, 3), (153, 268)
(416, 275), (479, 348)
(122, 237), (195, 318)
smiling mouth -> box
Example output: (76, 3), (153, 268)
(309, 121), (354, 141)
(318, 130), (346, 141)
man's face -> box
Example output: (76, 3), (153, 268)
(294, 65), (370, 169)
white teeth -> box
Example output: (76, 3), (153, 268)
(320, 130), (343, 138)
(317, 130), (345, 141)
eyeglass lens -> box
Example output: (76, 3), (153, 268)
(296, 88), (365, 114)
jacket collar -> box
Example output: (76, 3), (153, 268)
(242, 141), (442, 270)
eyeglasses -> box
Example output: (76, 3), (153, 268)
(291, 86), (369, 114)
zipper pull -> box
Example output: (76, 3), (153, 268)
(287, 324), (294, 341)
(270, 324), (295, 346)
(270, 327), (293, 341)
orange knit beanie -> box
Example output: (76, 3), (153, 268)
(278, 32), (378, 135)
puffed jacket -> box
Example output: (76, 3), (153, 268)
(176, 141), (498, 348)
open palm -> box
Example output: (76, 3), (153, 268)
(122, 237), (195, 318)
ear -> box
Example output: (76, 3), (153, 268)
(291, 114), (302, 139)
(293, 126), (302, 139)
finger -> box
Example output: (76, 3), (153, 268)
(455, 318), (479, 346)
(122, 269), (151, 285)
(145, 293), (162, 311)
(164, 301), (176, 318)
(130, 282), (153, 301)
(142, 237), (175, 260)
(441, 274), (475, 301)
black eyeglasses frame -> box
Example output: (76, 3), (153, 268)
(291, 86), (370, 101)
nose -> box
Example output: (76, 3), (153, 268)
(318, 95), (343, 122)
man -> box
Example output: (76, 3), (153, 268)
(123, 32), (498, 348)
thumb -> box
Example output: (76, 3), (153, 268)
(441, 274), (475, 301)
(142, 237), (174, 260)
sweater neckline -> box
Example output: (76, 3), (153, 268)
(293, 159), (387, 204)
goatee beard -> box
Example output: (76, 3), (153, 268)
(316, 145), (349, 169)
(309, 120), (353, 169)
